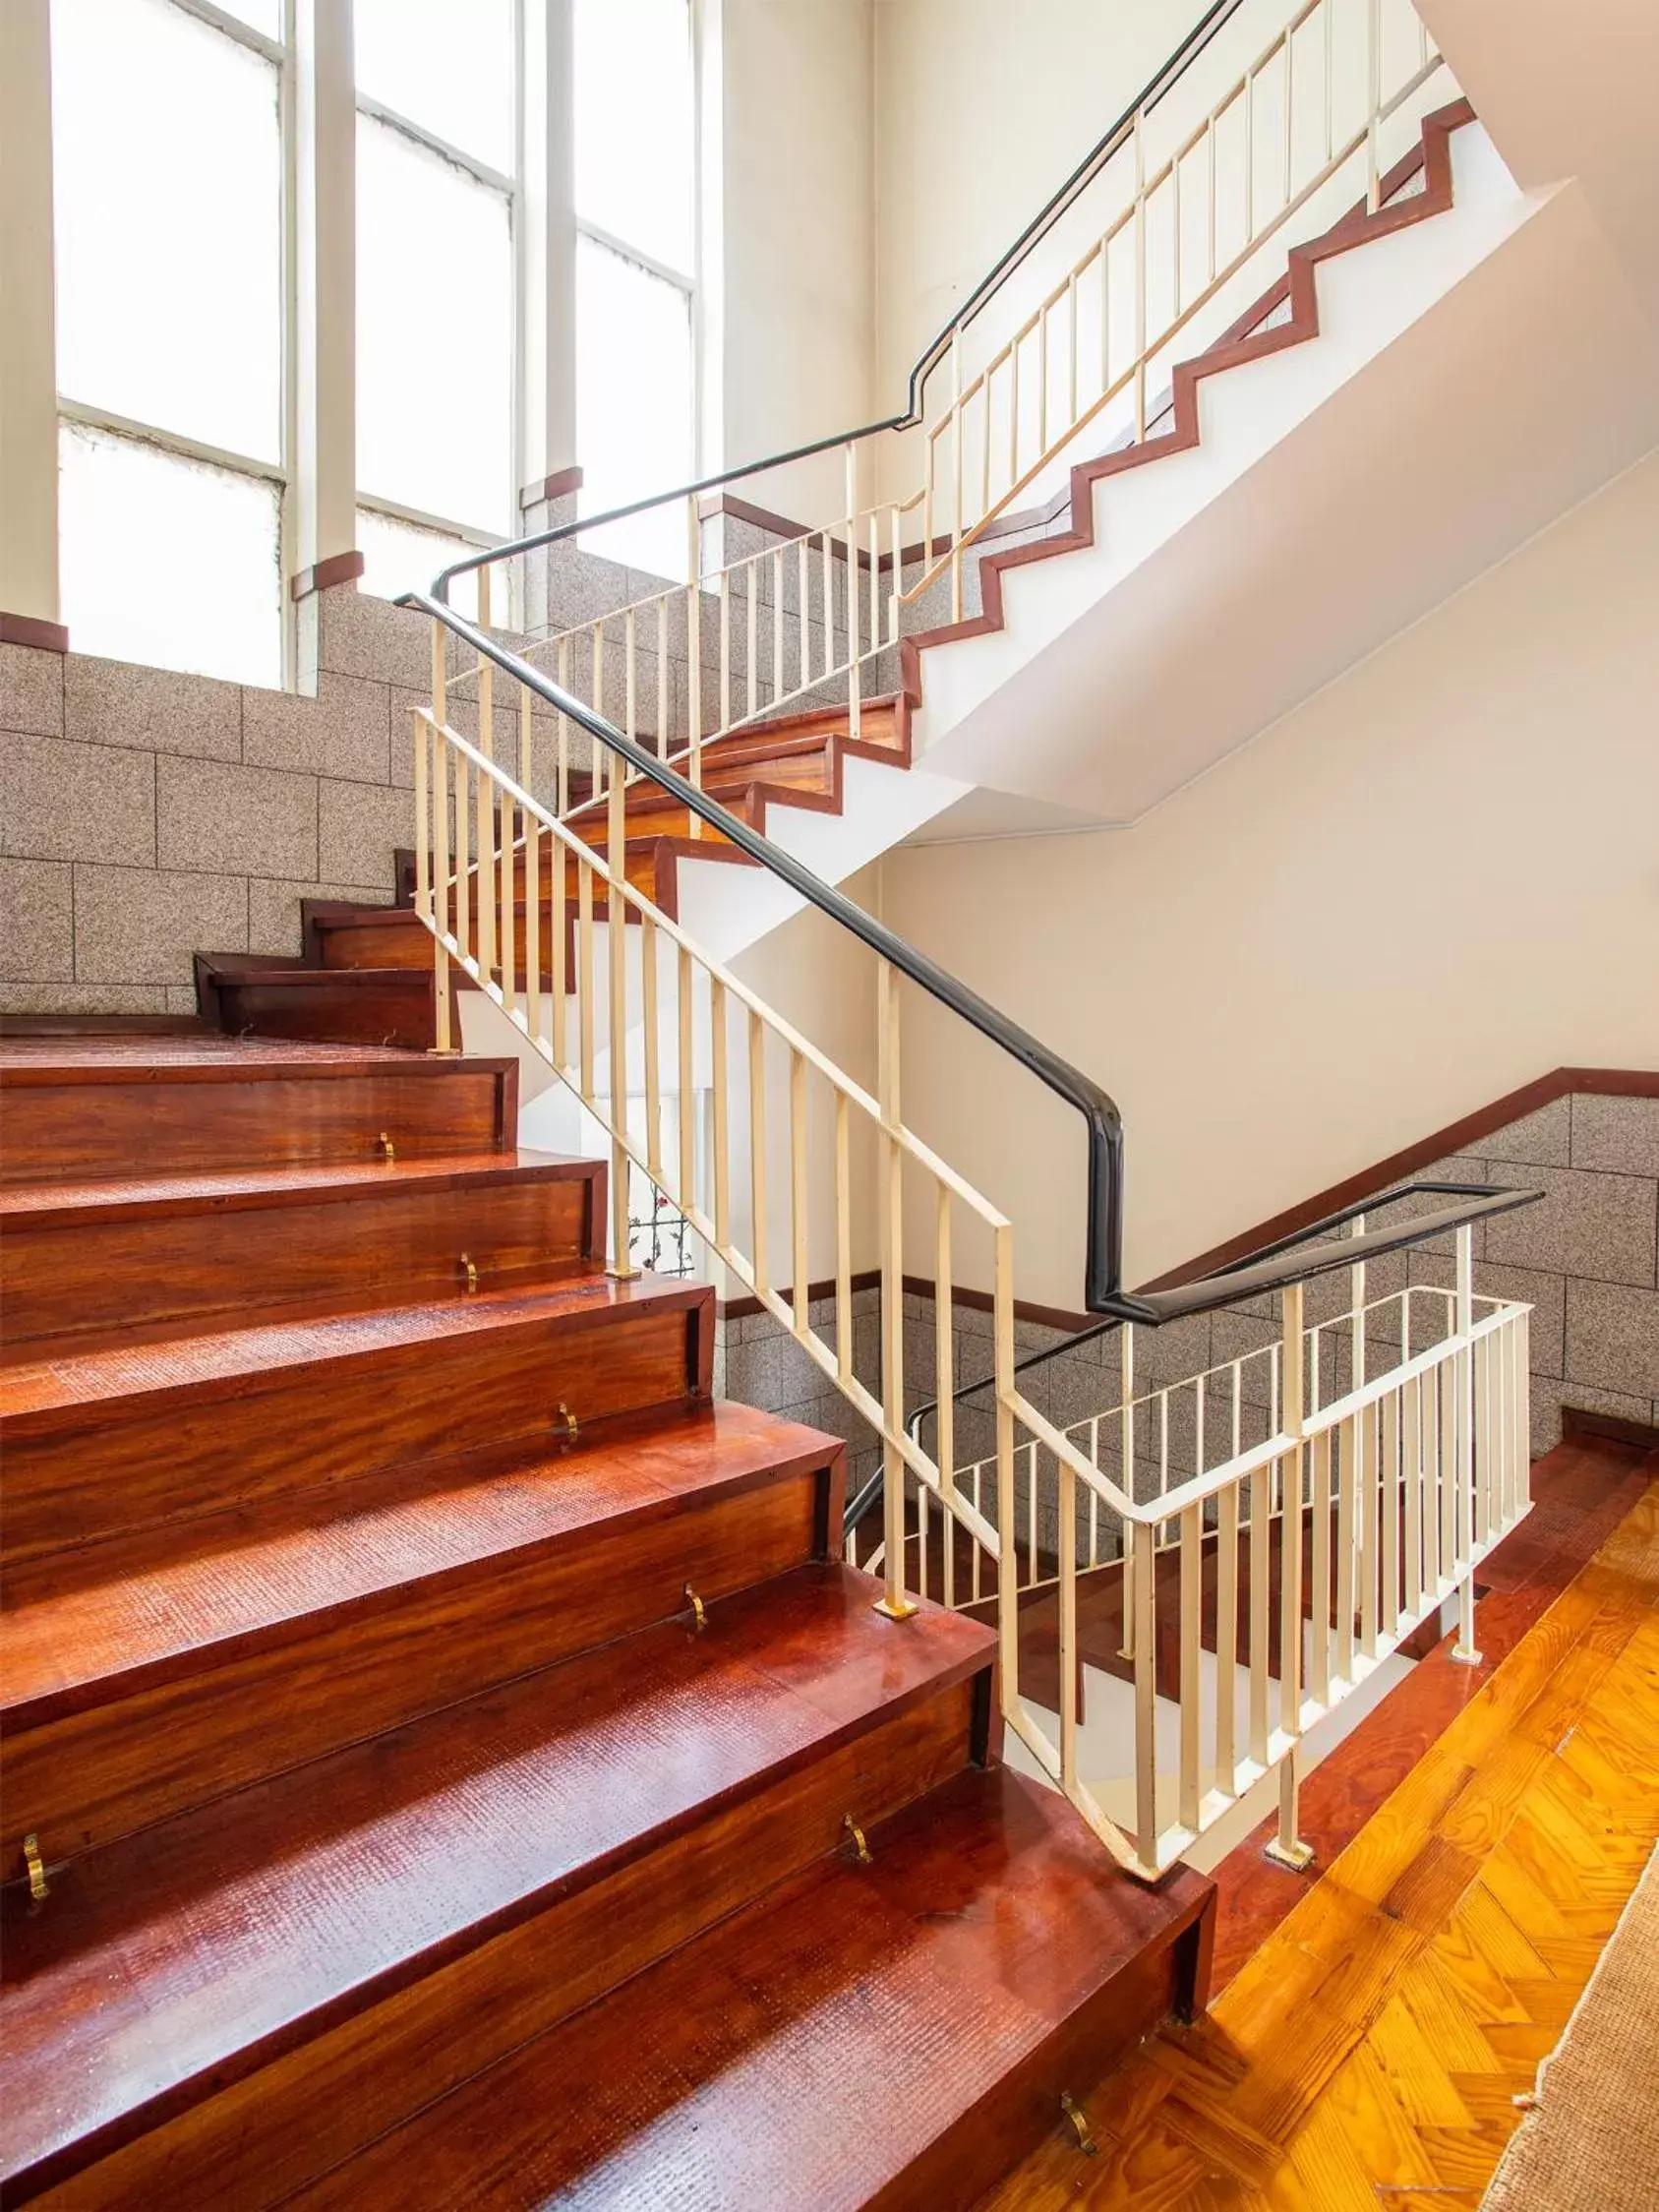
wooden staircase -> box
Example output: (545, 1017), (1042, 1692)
(188, 695), (915, 1049)
(0, 1020), (1214, 2210)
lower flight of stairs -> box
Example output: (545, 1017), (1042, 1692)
(0, 1019), (1214, 2211)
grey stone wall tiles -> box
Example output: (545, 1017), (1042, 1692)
(0, 859), (74, 982)
(65, 654), (242, 762)
(1564, 1278), (1659, 1401)
(73, 864), (248, 985)
(1483, 1162), (1656, 1287)
(1570, 1093), (1659, 1178)
(3, 731), (156, 867)
(156, 754), (318, 880)
(248, 876), (387, 956)
(244, 671), (390, 783)
(0, 642), (64, 736)
(319, 780), (415, 890)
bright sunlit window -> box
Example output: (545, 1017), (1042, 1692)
(574, 0), (695, 273)
(574, 0), (696, 576)
(575, 239), (694, 579)
(59, 422), (282, 687)
(356, 116), (515, 536)
(355, 0), (515, 174)
(50, 0), (284, 681)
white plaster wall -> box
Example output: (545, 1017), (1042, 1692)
(871, 0), (1203, 411)
(710, 0), (876, 525)
(872, 443), (1659, 1309)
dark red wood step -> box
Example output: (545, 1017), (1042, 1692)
(0, 1565), (994, 2206)
(2, 1401), (843, 1862)
(197, 954), (437, 1049)
(0, 1271), (715, 1561)
(277, 1764), (1214, 2212)
(0, 1150), (605, 1353)
(0, 1034), (515, 1182)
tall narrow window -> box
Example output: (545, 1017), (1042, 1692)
(573, 0), (696, 577)
(50, 0), (284, 685)
(355, 0), (517, 594)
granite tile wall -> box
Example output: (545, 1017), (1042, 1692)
(0, 549), (734, 1014)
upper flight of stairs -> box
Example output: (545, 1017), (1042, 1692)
(190, 694), (918, 1046)
(0, 1018), (1214, 2210)
(196, 105), (1529, 1014)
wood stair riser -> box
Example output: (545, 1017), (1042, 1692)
(3, 1294), (712, 1562)
(20, 1674), (986, 2209)
(0, 1166), (604, 1353)
(879, 1926), (1205, 2212)
(5, 1452), (837, 1867)
(0, 1063), (512, 1183)
(207, 970), (436, 1050)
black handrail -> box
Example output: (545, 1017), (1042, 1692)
(433, 0), (1245, 603)
(400, 591), (1136, 1313)
(843, 1180), (1542, 1539)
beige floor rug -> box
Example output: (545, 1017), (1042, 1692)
(1483, 1842), (1659, 2209)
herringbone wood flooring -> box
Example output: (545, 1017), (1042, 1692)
(981, 1476), (1659, 2210)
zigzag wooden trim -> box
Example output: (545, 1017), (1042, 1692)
(898, 98), (1479, 703)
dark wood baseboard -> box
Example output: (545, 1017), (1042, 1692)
(1563, 1404), (1659, 1452)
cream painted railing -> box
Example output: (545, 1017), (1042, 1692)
(408, 628), (1088, 1818)
(411, 602), (1535, 1885)
(442, 0), (1452, 772)
(852, 1234), (1532, 1880)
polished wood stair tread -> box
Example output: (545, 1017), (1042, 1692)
(1, 1401), (838, 1728)
(0, 1033), (451, 1077)
(286, 1764), (1213, 2212)
(0, 1269), (697, 1427)
(0, 1146), (593, 1226)
(0, 1565), (993, 2195)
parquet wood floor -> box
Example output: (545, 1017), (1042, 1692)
(980, 1472), (1659, 2210)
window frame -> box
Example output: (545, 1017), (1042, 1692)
(51, 0), (293, 681)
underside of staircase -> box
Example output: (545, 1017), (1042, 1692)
(0, 1011), (1213, 2210)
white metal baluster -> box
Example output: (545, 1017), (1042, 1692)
(1268, 1283), (1312, 1869)
(772, 549), (784, 712)
(1215, 1381), (1240, 1790)
(709, 976), (730, 1254)
(747, 1009), (768, 1300)
(936, 1185), (955, 1606)
(799, 535), (810, 700)
(685, 496), (703, 836)
(875, 962), (913, 1622)
(1178, 1500), (1202, 1833)
(677, 948), (694, 1216)
(789, 1050), (809, 1339)
(1359, 1398), (1380, 1659)
(1118, 1324), (1136, 1658)
(1310, 1425), (1333, 1706)
(746, 563), (758, 724)
(1335, 1410), (1357, 1685)
(1452, 1224), (1482, 1663)
(1402, 1372), (1422, 1620)
(846, 444), (862, 739)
